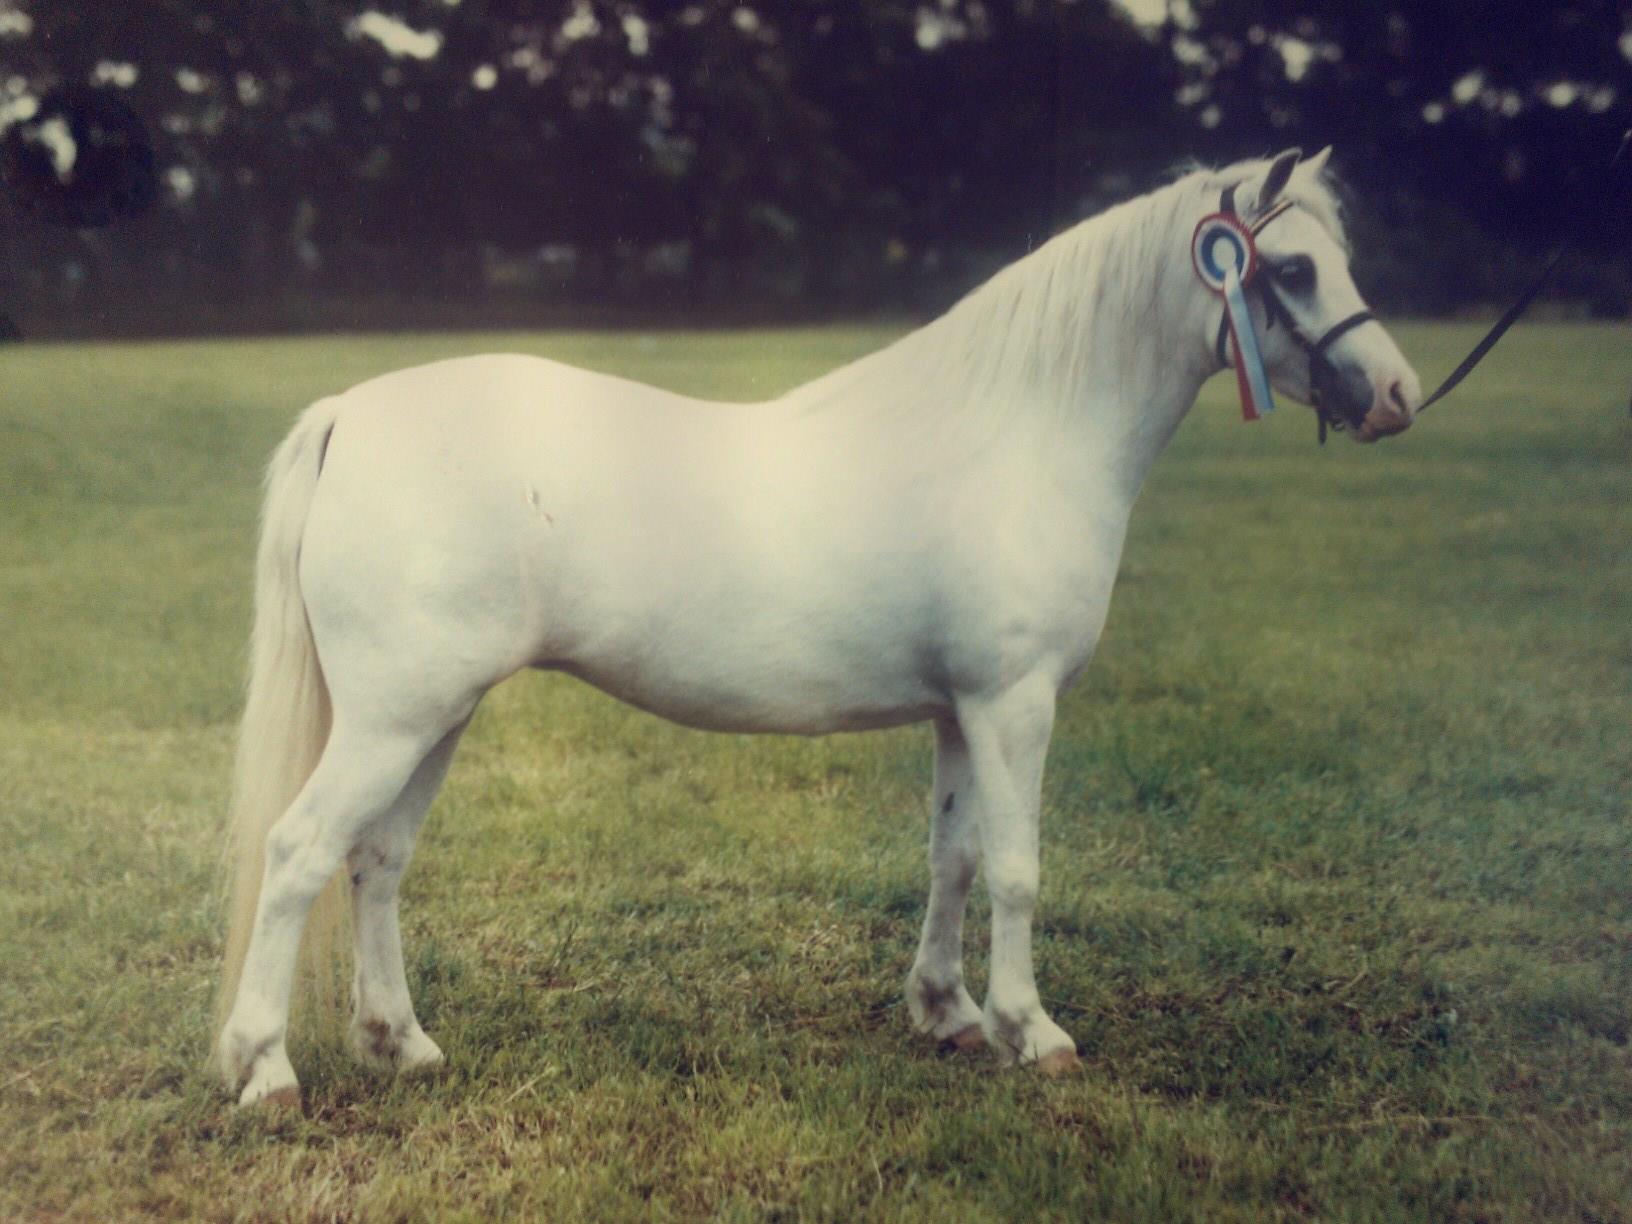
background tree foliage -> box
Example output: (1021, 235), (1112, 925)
(0, 0), (1627, 334)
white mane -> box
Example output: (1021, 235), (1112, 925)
(780, 156), (1350, 445)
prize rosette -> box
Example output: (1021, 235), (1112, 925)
(1192, 213), (1276, 421)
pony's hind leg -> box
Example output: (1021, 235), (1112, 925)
(347, 721), (468, 1073)
(217, 719), (455, 1106)
(906, 718), (986, 1050)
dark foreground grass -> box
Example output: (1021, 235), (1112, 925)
(2, 324), (1629, 1221)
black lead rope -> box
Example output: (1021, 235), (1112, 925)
(1416, 129), (1631, 417)
(1414, 245), (1569, 414)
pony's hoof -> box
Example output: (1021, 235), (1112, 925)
(260, 1085), (304, 1111)
(399, 1032), (445, 1074)
(238, 1078), (303, 1110)
(223, 1032), (300, 1107)
(353, 1018), (444, 1073)
(937, 1024), (986, 1055)
(1035, 1048), (1082, 1077)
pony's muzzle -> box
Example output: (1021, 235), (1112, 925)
(1354, 372), (1419, 443)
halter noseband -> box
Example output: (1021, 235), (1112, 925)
(1214, 183), (1378, 443)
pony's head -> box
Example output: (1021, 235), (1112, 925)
(1196, 148), (1419, 442)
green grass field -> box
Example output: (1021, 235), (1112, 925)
(3, 323), (1629, 1222)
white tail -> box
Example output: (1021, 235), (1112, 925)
(216, 398), (348, 1046)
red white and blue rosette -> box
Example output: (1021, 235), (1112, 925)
(1192, 212), (1276, 421)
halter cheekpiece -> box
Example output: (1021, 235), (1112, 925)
(1195, 183), (1377, 442)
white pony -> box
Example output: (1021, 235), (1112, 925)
(217, 149), (1419, 1106)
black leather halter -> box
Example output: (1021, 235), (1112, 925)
(1215, 183), (1376, 442)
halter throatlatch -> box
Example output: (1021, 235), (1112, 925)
(1201, 183), (1378, 443)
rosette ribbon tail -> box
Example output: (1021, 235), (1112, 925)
(1221, 264), (1275, 422)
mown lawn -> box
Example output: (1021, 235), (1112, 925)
(2, 323), (1629, 1222)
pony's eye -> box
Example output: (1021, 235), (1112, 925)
(1274, 256), (1317, 294)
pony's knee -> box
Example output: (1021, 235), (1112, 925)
(984, 853), (1039, 913)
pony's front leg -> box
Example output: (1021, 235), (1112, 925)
(347, 722), (466, 1074)
(957, 677), (1079, 1073)
(906, 718), (985, 1051)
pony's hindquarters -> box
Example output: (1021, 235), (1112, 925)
(215, 398), (348, 1061)
(216, 387), (517, 1104)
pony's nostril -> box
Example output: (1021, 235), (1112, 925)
(1388, 380), (1408, 414)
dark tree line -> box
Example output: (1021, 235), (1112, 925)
(0, 0), (1628, 335)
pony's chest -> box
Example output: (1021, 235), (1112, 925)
(936, 485), (1129, 687)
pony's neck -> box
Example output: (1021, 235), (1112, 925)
(784, 176), (1216, 507)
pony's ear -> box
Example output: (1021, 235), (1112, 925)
(1303, 145), (1333, 178)
(1256, 148), (1302, 212)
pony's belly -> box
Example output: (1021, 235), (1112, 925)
(542, 648), (946, 737)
